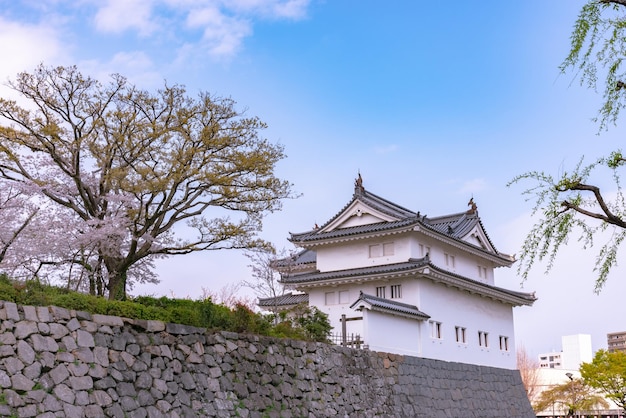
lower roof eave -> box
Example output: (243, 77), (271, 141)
(283, 269), (535, 307)
(280, 269), (424, 289)
(426, 270), (536, 307)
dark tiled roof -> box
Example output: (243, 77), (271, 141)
(425, 212), (499, 254)
(424, 263), (537, 304)
(289, 218), (416, 243)
(280, 257), (430, 284)
(289, 188), (417, 240)
(273, 249), (317, 268)
(257, 292), (309, 307)
(287, 185), (507, 260)
(281, 257), (536, 306)
(354, 188), (416, 219)
(350, 292), (430, 320)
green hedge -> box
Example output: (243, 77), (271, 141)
(0, 274), (329, 342)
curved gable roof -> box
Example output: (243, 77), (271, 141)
(424, 212), (499, 254)
(350, 292), (430, 320)
(288, 178), (511, 264)
(257, 292), (309, 308)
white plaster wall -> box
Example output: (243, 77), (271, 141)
(408, 232), (499, 284)
(362, 310), (422, 356)
(315, 236), (412, 272)
(307, 276), (516, 369)
(308, 287), (363, 337)
(416, 278), (516, 369)
(315, 231), (500, 285)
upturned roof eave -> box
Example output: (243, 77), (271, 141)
(416, 224), (515, 267)
(350, 292), (431, 320)
(281, 261), (536, 307)
(289, 220), (416, 246)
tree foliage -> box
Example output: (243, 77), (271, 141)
(0, 182), (39, 266)
(532, 376), (608, 416)
(510, 1), (626, 291)
(509, 152), (626, 291)
(581, 349), (626, 412)
(0, 64), (293, 300)
(271, 304), (331, 343)
(561, 0), (626, 130)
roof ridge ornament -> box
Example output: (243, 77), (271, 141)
(467, 197), (477, 215)
(354, 172), (365, 195)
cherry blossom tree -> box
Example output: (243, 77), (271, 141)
(0, 64), (293, 300)
(0, 182), (39, 267)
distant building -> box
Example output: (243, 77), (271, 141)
(538, 350), (562, 369)
(534, 334), (621, 418)
(538, 334), (592, 370)
(607, 331), (626, 353)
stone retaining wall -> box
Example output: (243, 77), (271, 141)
(0, 301), (535, 417)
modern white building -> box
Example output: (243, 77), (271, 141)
(533, 335), (621, 417)
(538, 334), (592, 370)
(273, 176), (536, 369)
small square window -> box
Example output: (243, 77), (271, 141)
(478, 266), (488, 279)
(369, 244), (382, 258)
(390, 284), (401, 299)
(445, 253), (455, 268)
(478, 331), (489, 347)
(325, 292), (336, 305)
(499, 336), (509, 351)
(338, 290), (350, 304)
(430, 321), (442, 339)
(455, 326), (466, 343)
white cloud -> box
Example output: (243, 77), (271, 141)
(186, 6), (252, 59)
(0, 17), (67, 100)
(94, 0), (157, 36)
(174, 0), (310, 59)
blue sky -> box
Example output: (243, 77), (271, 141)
(1, 0), (625, 357)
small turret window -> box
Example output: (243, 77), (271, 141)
(369, 242), (394, 258)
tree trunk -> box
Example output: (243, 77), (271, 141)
(103, 257), (128, 300)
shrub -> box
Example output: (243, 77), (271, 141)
(0, 275), (328, 343)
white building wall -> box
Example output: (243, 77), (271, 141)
(307, 276), (516, 369)
(362, 310), (422, 356)
(316, 233), (498, 284)
(561, 334), (592, 369)
(537, 334), (593, 370)
(315, 235), (412, 272)
(416, 279), (516, 369)
(308, 287), (363, 337)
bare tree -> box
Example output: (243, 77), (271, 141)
(243, 247), (289, 314)
(517, 345), (541, 403)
